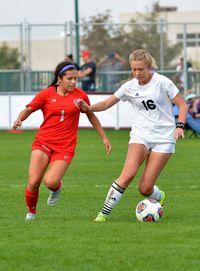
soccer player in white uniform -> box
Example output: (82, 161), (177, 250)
(77, 49), (188, 222)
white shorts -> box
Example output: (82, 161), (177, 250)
(129, 137), (175, 153)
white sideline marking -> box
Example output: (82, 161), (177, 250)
(174, 185), (197, 189)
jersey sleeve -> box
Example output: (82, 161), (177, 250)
(26, 89), (47, 111)
(80, 91), (91, 113)
(82, 92), (91, 106)
(164, 78), (179, 99)
(114, 82), (129, 102)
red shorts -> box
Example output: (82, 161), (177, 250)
(32, 140), (74, 165)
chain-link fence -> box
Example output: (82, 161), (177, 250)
(0, 21), (200, 94)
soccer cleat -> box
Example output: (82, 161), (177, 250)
(94, 212), (107, 222)
(159, 190), (166, 206)
(47, 181), (62, 207)
(25, 212), (36, 221)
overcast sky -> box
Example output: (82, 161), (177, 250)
(1, 0), (200, 24)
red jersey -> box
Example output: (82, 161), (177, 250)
(27, 86), (90, 155)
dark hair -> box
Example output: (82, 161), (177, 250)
(67, 54), (73, 60)
(48, 61), (76, 87)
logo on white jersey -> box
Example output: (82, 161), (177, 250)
(135, 93), (139, 96)
(51, 99), (57, 102)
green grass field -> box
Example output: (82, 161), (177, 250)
(0, 129), (200, 271)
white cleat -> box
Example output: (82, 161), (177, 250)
(47, 182), (62, 207)
(25, 212), (36, 221)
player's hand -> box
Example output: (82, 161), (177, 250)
(74, 98), (90, 112)
(103, 138), (112, 154)
(12, 119), (22, 130)
(175, 128), (184, 140)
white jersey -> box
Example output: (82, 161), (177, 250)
(114, 72), (179, 143)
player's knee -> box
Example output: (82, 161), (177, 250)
(138, 184), (152, 196)
(44, 176), (58, 190)
(44, 178), (53, 189)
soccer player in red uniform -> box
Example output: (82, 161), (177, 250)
(13, 61), (112, 220)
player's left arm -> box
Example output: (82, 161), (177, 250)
(173, 93), (188, 139)
(173, 93), (188, 123)
(86, 111), (112, 154)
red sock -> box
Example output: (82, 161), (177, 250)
(25, 187), (39, 214)
(51, 180), (62, 192)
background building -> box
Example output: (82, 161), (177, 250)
(119, 9), (200, 65)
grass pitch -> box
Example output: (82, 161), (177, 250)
(0, 129), (199, 271)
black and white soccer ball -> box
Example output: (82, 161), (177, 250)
(135, 198), (164, 222)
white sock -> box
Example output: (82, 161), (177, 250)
(149, 185), (161, 201)
(101, 181), (125, 216)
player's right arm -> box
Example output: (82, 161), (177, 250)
(12, 107), (33, 129)
(77, 95), (119, 112)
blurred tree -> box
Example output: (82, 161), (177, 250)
(126, 3), (182, 69)
(0, 42), (20, 69)
(80, 3), (182, 70)
(81, 11), (121, 62)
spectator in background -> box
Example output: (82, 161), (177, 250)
(65, 54), (80, 70)
(98, 52), (126, 91)
(78, 50), (96, 92)
(185, 93), (200, 118)
(176, 57), (195, 90)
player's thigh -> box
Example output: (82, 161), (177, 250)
(44, 160), (69, 186)
(117, 143), (149, 187)
(28, 150), (50, 186)
(139, 151), (172, 189)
